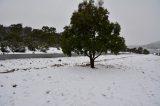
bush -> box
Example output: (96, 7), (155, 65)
(143, 49), (150, 54)
(127, 47), (150, 54)
(0, 42), (10, 54)
(39, 48), (48, 53)
(14, 47), (26, 53)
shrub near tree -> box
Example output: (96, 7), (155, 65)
(61, 0), (126, 68)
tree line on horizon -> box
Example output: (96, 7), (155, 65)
(126, 47), (149, 54)
(0, 24), (61, 53)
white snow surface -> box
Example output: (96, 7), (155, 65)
(0, 47), (63, 54)
(0, 54), (160, 106)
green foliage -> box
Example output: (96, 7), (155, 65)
(0, 41), (8, 54)
(143, 49), (150, 54)
(0, 24), (60, 53)
(137, 47), (143, 54)
(127, 47), (150, 54)
(61, 0), (126, 68)
(0, 25), (7, 42)
(9, 24), (23, 33)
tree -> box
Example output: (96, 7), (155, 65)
(0, 24), (59, 52)
(6, 24), (24, 52)
(41, 26), (56, 47)
(9, 24), (23, 34)
(137, 47), (143, 54)
(0, 41), (8, 54)
(143, 49), (150, 54)
(61, 0), (126, 68)
(6, 31), (22, 53)
(23, 26), (32, 36)
(0, 25), (5, 41)
(26, 29), (42, 51)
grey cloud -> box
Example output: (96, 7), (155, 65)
(0, 0), (159, 45)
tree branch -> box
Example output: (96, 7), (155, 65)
(94, 51), (102, 60)
(92, 51), (95, 59)
(85, 51), (90, 58)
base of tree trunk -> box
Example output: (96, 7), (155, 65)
(90, 58), (95, 68)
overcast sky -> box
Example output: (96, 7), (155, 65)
(0, 0), (160, 45)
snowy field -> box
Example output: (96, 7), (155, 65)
(0, 47), (63, 55)
(0, 54), (160, 106)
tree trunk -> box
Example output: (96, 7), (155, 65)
(90, 57), (95, 68)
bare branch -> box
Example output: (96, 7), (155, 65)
(94, 51), (102, 60)
(85, 51), (91, 58)
(92, 51), (95, 58)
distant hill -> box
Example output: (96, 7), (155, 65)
(127, 41), (160, 49)
(127, 45), (140, 49)
(143, 41), (160, 49)
(127, 41), (160, 54)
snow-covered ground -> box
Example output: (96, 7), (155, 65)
(0, 54), (160, 106)
(0, 47), (63, 54)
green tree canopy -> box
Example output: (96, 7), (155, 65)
(61, 0), (126, 68)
